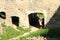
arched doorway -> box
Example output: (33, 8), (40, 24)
(28, 13), (44, 28)
(11, 16), (19, 26)
(0, 11), (6, 19)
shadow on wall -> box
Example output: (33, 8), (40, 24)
(0, 12), (6, 19)
(11, 16), (19, 26)
(46, 6), (60, 28)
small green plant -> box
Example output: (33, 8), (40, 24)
(37, 13), (44, 19)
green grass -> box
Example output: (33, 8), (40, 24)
(20, 27), (60, 40)
(20, 29), (49, 40)
(37, 13), (44, 19)
(0, 23), (31, 40)
(25, 29), (48, 37)
(17, 26), (31, 33)
(1, 22), (60, 40)
(0, 26), (20, 40)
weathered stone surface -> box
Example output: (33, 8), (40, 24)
(0, 0), (60, 28)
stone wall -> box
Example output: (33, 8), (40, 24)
(0, 0), (60, 28)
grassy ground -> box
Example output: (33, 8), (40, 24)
(20, 27), (60, 40)
(0, 26), (20, 40)
(17, 26), (31, 33)
(0, 23), (60, 40)
(20, 29), (48, 40)
(0, 23), (31, 40)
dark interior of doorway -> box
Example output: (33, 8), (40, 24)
(11, 16), (19, 26)
(0, 12), (6, 19)
(28, 13), (44, 28)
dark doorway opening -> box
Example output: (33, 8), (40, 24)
(11, 16), (19, 26)
(28, 13), (44, 28)
(0, 12), (6, 19)
(42, 18), (44, 28)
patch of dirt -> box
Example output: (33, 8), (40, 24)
(0, 26), (5, 35)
